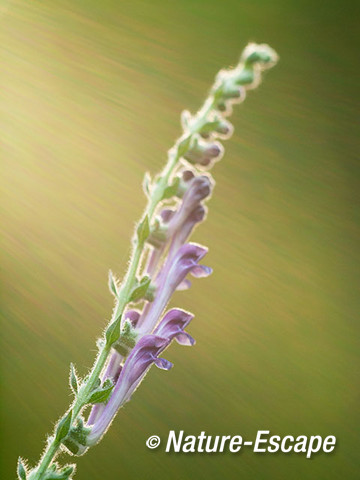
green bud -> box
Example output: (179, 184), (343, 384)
(245, 50), (271, 65)
(235, 66), (256, 86)
(241, 42), (279, 67)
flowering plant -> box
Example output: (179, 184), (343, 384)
(18, 43), (278, 480)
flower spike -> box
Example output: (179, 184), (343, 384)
(20, 43), (278, 480)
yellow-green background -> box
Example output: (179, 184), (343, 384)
(1, 0), (359, 479)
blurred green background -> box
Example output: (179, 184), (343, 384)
(1, 0), (359, 479)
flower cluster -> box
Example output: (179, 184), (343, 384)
(82, 42), (278, 450)
(19, 43), (278, 480)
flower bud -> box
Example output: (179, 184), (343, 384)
(234, 66), (258, 87)
(241, 42), (279, 68)
(176, 170), (195, 198)
(214, 119), (233, 138)
(183, 135), (223, 167)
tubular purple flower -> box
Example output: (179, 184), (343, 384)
(169, 204), (206, 256)
(166, 175), (211, 251)
(87, 335), (172, 446)
(154, 308), (195, 346)
(153, 175), (212, 244)
(137, 243), (211, 335)
(147, 174), (212, 277)
(180, 174), (212, 208)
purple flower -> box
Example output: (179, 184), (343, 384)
(147, 174), (212, 276)
(166, 175), (211, 253)
(137, 243), (211, 335)
(87, 335), (172, 445)
(154, 308), (195, 346)
(87, 308), (196, 444)
(169, 204), (206, 256)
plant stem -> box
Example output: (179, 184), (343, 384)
(33, 439), (60, 479)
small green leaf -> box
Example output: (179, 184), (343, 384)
(17, 458), (27, 480)
(137, 215), (150, 244)
(60, 465), (75, 479)
(181, 109), (191, 129)
(198, 120), (221, 135)
(129, 276), (151, 302)
(162, 177), (180, 200)
(142, 172), (151, 197)
(176, 135), (192, 157)
(108, 270), (118, 297)
(55, 410), (72, 443)
(44, 464), (75, 480)
(69, 363), (78, 395)
(87, 384), (114, 404)
(105, 316), (121, 346)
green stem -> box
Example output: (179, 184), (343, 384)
(33, 439), (60, 479)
